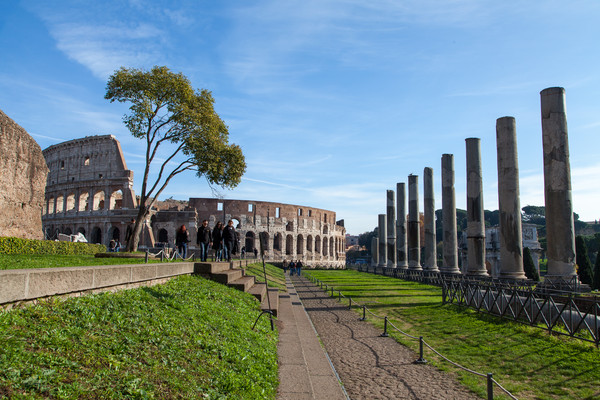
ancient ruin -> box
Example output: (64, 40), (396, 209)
(0, 109), (48, 239)
(41, 135), (346, 267)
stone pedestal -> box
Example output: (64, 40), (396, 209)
(465, 138), (488, 276)
(408, 174), (422, 270)
(423, 167), (438, 271)
(496, 117), (526, 280)
(378, 214), (387, 267)
(386, 190), (397, 268)
(441, 154), (460, 274)
(540, 87), (577, 280)
(396, 182), (408, 269)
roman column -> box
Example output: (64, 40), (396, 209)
(371, 236), (379, 266)
(378, 214), (387, 267)
(423, 167), (439, 271)
(496, 117), (526, 280)
(396, 182), (408, 269)
(441, 154), (460, 273)
(386, 190), (397, 268)
(408, 174), (422, 270)
(540, 87), (577, 281)
(465, 138), (488, 276)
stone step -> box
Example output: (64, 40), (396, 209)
(260, 288), (280, 317)
(247, 282), (267, 301)
(194, 262), (232, 275)
(211, 269), (243, 284)
(229, 275), (256, 292)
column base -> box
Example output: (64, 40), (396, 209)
(440, 266), (461, 274)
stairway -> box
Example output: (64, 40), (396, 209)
(194, 262), (279, 316)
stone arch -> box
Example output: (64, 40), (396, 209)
(56, 195), (64, 213)
(109, 226), (121, 241)
(285, 234), (293, 255)
(63, 227), (72, 235)
(323, 225), (328, 234)
(47, 197), (55, 214)
(322, 237), (328, 256)
(296, 234), (304, 256)
(315, 235), (321, 254)
(77, 227), (86, 236)
(273, 232), (282, 251)
(307, 235), (313, 252)
(286, 222), (294, 232)
(90, 227), (102, 244)
(109, 189), (123, 210)
(93, 191), (105, 211)
(245, 231), (255, 252)
(329, 237), (334, 258)
(78, 191), (90, 211)
(158, 228), (169, 244)
(66, 193), (76, 212)
(259, 231), (269, 254)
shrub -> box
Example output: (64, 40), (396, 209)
(0, 237), (105, 255)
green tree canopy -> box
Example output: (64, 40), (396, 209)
(106, 66), (246, 251)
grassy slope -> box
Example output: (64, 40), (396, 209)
(245, 262), (286, 291)
(0, 254), (164, 270)
(305, 269), (600, 400)
(0, 275), (278, 399)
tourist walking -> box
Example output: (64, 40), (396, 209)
(289, 260), (296, 276)
(212, 221), (223, 261)
(222, 220), (236, 262)
(175, 225), (190, 259)
(296, 260), (303, 276)
(196, 219), (212, 262)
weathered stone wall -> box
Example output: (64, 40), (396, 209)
(0, 109), (48, 239)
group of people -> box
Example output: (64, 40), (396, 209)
(194, 219), (239, 262)
(283, 260), (303, 276)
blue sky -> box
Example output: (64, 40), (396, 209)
(1, 1), (600, 235)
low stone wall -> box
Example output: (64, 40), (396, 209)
(0, 262), (195, 308)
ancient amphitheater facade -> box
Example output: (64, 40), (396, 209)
(41, 135), (346, 267)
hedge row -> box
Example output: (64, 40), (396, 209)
(0, 237), (106, 255)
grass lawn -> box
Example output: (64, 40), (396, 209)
(245, 262), (286, 291)
(0, 254), (166, 270)
(0, 275), (279, 399)
(304, 269), (600, 400)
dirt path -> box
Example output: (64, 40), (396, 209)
(291, 275), (482, 400)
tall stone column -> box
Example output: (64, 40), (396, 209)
(396, 182), (408, 269)
(540, 87), (577, 280)
(496, 117), (526, 280)
(465, 138), (488, 276)
(371, 236), (379, 266)
(378, 214), (387, 267)
(423, 167), (438, 271)
(408, 174), (422, 270)
(441, 154), (460, 273)
(386, 190), (397, 268)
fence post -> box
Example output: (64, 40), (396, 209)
(380, 316), (389, 337)
(145, 250), (149, 263)
(349, 297), (352, 310)
(331, 287), (334, 297)
(414, 337), (427, 364)
(160, 251), (164, 262)
(442, 281), (447, 304)
(338, 290), (341, 301)
(360, 305), (366, 321)
(487, 373), (494, 400)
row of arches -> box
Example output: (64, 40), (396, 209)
(44, 188), (127, 215)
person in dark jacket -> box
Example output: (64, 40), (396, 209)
(175, 225), (190, 259)
(196, 220), (212, 262)
(222, 220), (236, 262)
(212, 221), (224, 261)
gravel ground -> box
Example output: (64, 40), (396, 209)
(291, 275), (483, 400)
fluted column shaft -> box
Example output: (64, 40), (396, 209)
(378, 214), (387, 267)
(396, 182), (408, 269)
(386, 190), (397, 268)
(423, 167), (438, 271)
(408, 174), (422, 270)
(466, 138), (488, 276)
(441, 154), (460, 273)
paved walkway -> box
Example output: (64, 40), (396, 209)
(277, 274), (348, 399)
(277, 274), (482, 400)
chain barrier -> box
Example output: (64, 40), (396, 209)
(304, 273), (518, 400)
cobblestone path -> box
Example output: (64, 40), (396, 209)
(291, 275), (482, 400)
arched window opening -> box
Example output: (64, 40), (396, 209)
(79, 192), (90, 211)
(91, 227), (102, 244)
(245, 231), (255, 253)
(158, 228), (169, 245)
(56, 195), (64, 213)
(285, 235), (293, 255)
(307, 235), (313, 252)
(109, 189), (123, 210)
(66, 193), (76, 212)
(315, 235), (321, 254)
(322, 238), (328, 256)
(93, 191), (105, 211)
(296, 235), (304, 255)
(274, 233), (282, 251)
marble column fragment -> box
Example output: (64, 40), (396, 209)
(465, 138), (488, 276)
(540, 87), (577, 279)
(386, 190), (397, 268)
(496, 117), (526, 280)
(396, 182), (408, 269)
(371, 236), (379, 266)
(407, 174), (422, 270)
(423, 168), (439, 271)
(378, 214), (387, 267)
(441, 154), (460, 274)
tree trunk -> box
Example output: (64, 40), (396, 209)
(127, 205), (149, 252)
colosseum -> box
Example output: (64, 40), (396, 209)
(42, 135), (346, 267)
